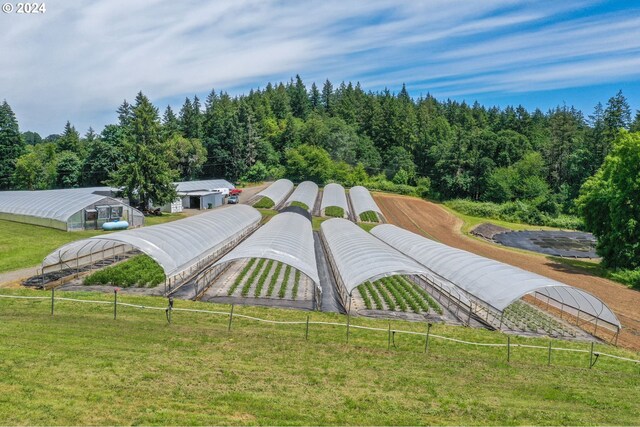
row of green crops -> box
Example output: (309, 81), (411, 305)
(83, 255), (165, 288)
(503, 301), (576, 337)
(324, 206), (344, 217)
(356, 276), (442, 314)
(359, 211), (379, 222)
(253, 196), (275, 209)
(289, 201), (309, 211)
(230, 259), (301, 300)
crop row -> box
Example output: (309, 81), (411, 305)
(227, 258), (256, 296)
(324, 206), (344, 218)
(356, 276), (442, 314)
(503, 301), (575, 336)
(240, 258), (266, 296)
(289, 201), (309, 211)
(230, 259), (301, 300)
(359, 211), (379, 223)
(254, 196), (275, 209)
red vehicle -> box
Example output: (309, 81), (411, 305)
(229, 188), (243, 196)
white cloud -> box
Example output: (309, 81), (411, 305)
(0, 0), (637, 134)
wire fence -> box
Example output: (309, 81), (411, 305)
(1, 292), (639, 369)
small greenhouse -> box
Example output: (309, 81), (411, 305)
(372, 224), (622, 341)
(284, 181), (318, 212)
(254, 179), (294, 208)
(0, 187), (143, 231)
(320, 183), (349, 218)
(349, 186), (384, 222)
(41, 205), (262, 291)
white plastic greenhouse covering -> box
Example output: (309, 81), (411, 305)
(175, 179), (235, 192)
(0, 187), (141, 231)
(321, 183), (349, 214)
(285, 181), (318, 211)
(215, 212), (320, 287)
(42, 205), (262, 282)
(372, 224), (621, 328)
(349, 186), (382, 217)
(320, 219), (428, 299)
(255, 179), (294, 207)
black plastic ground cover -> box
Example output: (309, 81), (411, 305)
(493, 230), (598, 258)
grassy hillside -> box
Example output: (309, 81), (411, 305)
(0, 289), (638, 425)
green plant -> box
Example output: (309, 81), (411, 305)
(254, 259), (274, 297)
(373, 280), (395, 311)
(359, 210), (379, 222)
(357, 285), (372, 309)
(324, 206), (344, 217)
(266, 262), (283, 297)
(242, 258), (265, 296)
(254, 197), (275, 209)
(83, 255), (165, 288)
(292, 269), (301, 299)
(278, 265), (292, 298)
(381, 278), (407, 312)
(364, 281), (383, 309)
(289, 201), (309, 210)
(227, 258), (256, 296)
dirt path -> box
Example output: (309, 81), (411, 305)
(0, 266), (39, 288)
(374, 193), (640, 351)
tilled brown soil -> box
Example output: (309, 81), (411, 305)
(374, 192), (640, 351)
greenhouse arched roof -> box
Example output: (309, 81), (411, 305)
(255, 179), (294, 207)
(349, 186), (382, 217)
(320, 218), (428, 294)
(321, 183), (349, 213)
(285, 181), (318, 211)
(215, 212), (320, 286)
(372, 224), (621, 327)
(175, 179), (235, 192)
(0, 187), (120, 223)
(42, 205), (261, 279)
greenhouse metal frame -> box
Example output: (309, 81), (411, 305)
(209, 212), (322, 308)
(0, 187), (143, 231)
(284, 181), (318, 212)
(349, 186), (384, 221)
(41, 205), (262, 292)
(372, 224), (621, 342)
(320, 218), (429, 311)
(255, 179), (294, 208)
(320, 183), (350, 217)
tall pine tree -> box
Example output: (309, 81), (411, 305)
(0, 101), (24, 189)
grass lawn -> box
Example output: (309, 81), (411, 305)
(0, 289), (638, 425)
(257, 208), (278, 223)
(0, 220), (103, 273)
(144, 212), (187, 226)
(442, 205), (558, 235)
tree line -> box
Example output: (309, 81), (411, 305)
(0, 78), (638, 273)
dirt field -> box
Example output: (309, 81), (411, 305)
(374, 193), (640, 351)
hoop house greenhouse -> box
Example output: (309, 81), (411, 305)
(0, 187), (144, 231)
(284, 181), (318, 212)
(349, 186), (383, 222)
(41, 205), (261, 291)
(320, 218), (429, 309)
(372, 224), (622, 342)
(320, 183), (349, 218)
(254, 179), (293, 208)
(208, 212), (322, 307)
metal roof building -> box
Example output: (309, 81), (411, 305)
(174, 179), (235, 192)
(0, 187), (143, 231)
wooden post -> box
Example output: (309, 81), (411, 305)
(51, 287), (55, 316)
(387, 322), (391, 350)
(305, 315), (309, 340)
(346, 296), (352, 343)
(548, 341), (552, 366)
(507, 336), (511, 363)
(589, 342), (594, 369)
(113, 288), (118, 320)
(424, 323), (432, 353)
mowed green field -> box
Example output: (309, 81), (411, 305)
(0, 215), (186, 274)
(0, 289), (638, 425)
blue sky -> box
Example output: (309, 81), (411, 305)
(1, 0), (639, 136)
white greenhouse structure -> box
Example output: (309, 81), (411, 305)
(372, 224), (622, 341)
(41, 205), (262, 291)
(254, 179), (294, 208)
(210, 212), (322, 307)
(174, 179), (235, 192)
(349, 186), (384, 222)
(0, 187), (144, 231)
(320, 183), (350, 217)
(320, 218), (428, 309)
(284, 181), (318, 212)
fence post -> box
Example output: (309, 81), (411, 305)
(113, 288), (118, 320)
(507, 336), (511, 363)
(50, 287), (54, 316)
(424, 323), (432, 353)
(165, 296), (174, 324)
(589, 342), (594, 369)
(346, 296), (352, 343)
(387, 322), (391, 350)
(305, 315), (309, 340)
(228, 304), (234, 332)
(548, 340), (552, 366)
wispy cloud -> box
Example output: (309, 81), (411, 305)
(0, 0), (638, 134)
